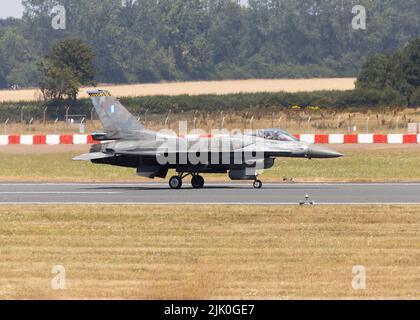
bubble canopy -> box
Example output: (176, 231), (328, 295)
(254, 129), (300, 142)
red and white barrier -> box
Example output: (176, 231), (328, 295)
(0, 135), (97, 145)
(295, 134), (420, 144)
(0, 134), (419, 145)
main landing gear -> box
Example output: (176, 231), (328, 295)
(169, 173), (205, 190)
(169, 176), (183, 189)
(191, 175), (205, 189)
(168, 173), (263, 190)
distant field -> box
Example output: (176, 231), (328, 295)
(0, 204), (418, 299)
(0, 145), (419, 183)
(0, 78), (356, 102)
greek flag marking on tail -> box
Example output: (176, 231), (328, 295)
(87, 89), (144, 136)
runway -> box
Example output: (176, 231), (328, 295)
(0, 182), (420, 205)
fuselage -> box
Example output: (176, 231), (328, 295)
(76, 89), (343, 188)
(90, 131), (342, 180)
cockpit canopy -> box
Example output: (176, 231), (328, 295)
(255, 129), (299, 142)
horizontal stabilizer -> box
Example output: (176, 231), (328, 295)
(73, 152), (114, 161)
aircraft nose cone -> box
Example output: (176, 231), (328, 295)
(308, 145), (343, 159)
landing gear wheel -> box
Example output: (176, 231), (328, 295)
(169, 176), (183, 189)
(253, 180), (263, 189)
(191, 175), (205, 189)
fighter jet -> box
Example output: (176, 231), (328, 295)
(74, 89), (342, 189)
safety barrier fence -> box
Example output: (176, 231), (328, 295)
(1, 134), (420, 145)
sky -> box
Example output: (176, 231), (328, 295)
(0, 0), (24, 19)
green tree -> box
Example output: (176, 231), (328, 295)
(0, 28), (34, 88)
(356, 54), (402, 90)
(400, 39), (420, 104)
(356, 38), (420, 105)
(3, 0), (417, 84)
(38, 39), (96, 100)
(410, 87), (420, 107)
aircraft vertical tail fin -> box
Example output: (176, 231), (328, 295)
(88, 89), (143, 138)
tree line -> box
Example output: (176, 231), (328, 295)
(0, 88), (410, 124)
(357, 39), (420, 106)
(0, 0), (419, 89)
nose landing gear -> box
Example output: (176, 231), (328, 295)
(253, 179), (263, 189)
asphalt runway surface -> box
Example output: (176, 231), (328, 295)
(0, 182), (420, 205)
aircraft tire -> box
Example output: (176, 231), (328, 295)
(169, 176), (183, 189)
(253, 180), (263, 189)
(191, 175), (205, 189)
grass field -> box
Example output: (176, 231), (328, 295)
(0, 205), (418, 299)
(0, 145), (419, 183)
(0, 78), (356, 102)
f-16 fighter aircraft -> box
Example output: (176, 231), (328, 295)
(74, 89), (342, 189)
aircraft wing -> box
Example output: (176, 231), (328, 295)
(114, 150), (290, 158)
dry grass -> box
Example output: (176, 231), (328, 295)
(0, 205), (418, 300)
(0, 78), (356, 103)
(0, 145), (420, 183)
